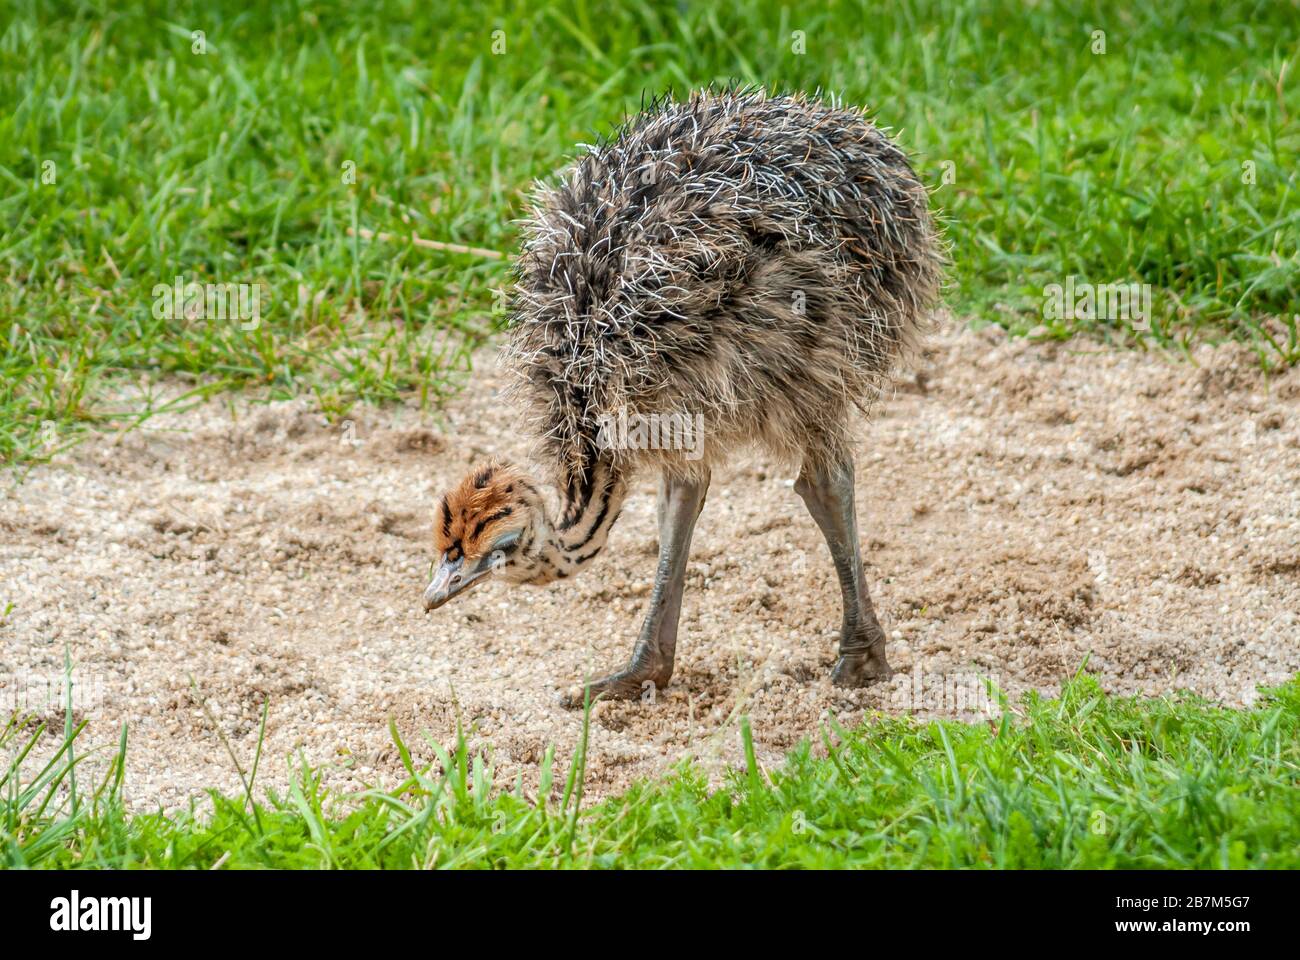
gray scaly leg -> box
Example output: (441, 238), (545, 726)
(794, 455), (892, 686)
(561, 470), (710, 707)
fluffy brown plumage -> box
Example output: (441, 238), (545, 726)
(505, 86), (943, 486)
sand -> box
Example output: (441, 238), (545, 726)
(3, 321), (1298, 812)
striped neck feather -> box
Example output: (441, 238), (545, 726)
(524, 457), (627, 583)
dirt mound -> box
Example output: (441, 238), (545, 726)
(3, 323), (1298, 811)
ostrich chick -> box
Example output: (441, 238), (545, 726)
(425, 88), (943, 707)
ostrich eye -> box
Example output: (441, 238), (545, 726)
(490, 530), (521, 553)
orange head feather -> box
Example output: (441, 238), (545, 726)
(435, 461), (535, 563)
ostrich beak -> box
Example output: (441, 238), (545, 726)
(423, 555), (489, 611)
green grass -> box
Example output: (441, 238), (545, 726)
(5, 672), (1299, 868)
(2, 0), (1299, 462)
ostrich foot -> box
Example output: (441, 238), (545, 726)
(560, 663), (671, 709)
(831, 637), (892, 687)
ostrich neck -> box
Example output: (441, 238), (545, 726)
(528, 457), (628, 581)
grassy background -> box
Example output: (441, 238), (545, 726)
(2, 0), (1299, 461)
(6, 673), (1299, 868)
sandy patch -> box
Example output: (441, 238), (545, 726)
(3, 323), (1298, 811)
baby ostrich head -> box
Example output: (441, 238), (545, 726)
(424, 461), (550, 610)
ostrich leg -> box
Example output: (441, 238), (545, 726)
(794, 455), (892, 686)
(562, 470), (710, 707)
